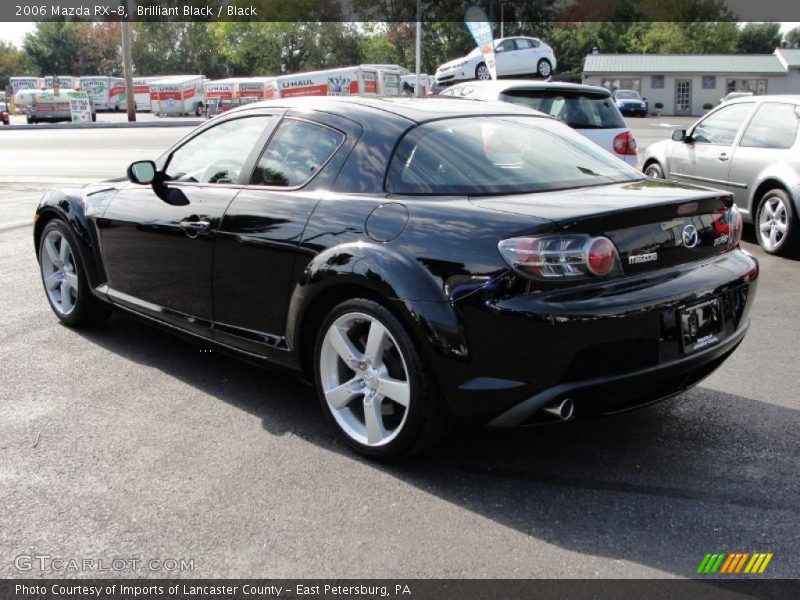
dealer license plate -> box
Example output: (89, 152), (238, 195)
(680, 298), (723, 353)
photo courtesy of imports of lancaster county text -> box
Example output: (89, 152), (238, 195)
(1, 0), (800, 597)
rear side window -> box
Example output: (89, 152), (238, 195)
(251, 118), (344, 187)
(386, 116), (641, 195)
(500, 90), (625, 129)
(739, 103), (800, 149)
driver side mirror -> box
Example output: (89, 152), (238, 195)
(672, 129), (689, 142)
(127, 160), (156, 185)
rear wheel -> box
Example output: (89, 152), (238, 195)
(314, 298), (451, 459)
(475, 63), (491, 80)
(756, 189), (799, 256)
(644, 161), (664, 179)
(536, 58), (552, 78)
(38, 220), (110, 327)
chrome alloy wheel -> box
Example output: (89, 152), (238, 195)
(758, 194), (789, 252)
(319, 312), (411, 447)
(40, 230), (79, 315)
(476, 64), (491, 80)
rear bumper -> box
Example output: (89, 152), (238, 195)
(431, 249), (758, 421)
(488, 319), (747, 427)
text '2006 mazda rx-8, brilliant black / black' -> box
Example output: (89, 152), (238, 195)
(34, 97), (758, 458)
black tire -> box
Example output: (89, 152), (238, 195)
(314, 298), (452, 459)
(644, 161), (665, 179)
(475, 62), (491, 81)
(38, 219), (111, 327)
(755, 188), (800, 257)
(195, 104), (204, 117)
(26, 116), (34, 125)
(536, 58), (552, 78)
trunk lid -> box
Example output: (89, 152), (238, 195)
(471, 179), (736, 274)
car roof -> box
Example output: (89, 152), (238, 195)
(446, 79), (610, 96)
(228, 95), (549, 124)
(723, 94), (800, 105)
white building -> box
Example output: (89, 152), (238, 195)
(583, 48), (800, 116)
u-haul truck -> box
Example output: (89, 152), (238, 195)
(10, 77), (44, 94)
(44, 76), (81, 91)
(132, 77), (162, 112)
(274, 67), (380, 99)
(149, 75), (205, 116)
(80, 76), (126, 111)
(237, 77), (276, 105)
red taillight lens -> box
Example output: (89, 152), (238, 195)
(613, 131), (638, 156)
(586, 237), (617, 276)
(498, 235), (621, 280)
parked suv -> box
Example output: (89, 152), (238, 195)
(643, 95), (800, 256)
(440, 80), (638, 166)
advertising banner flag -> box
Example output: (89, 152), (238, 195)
(464, 6), (496, 80)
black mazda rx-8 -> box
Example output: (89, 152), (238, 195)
(34, 97), (758, 458)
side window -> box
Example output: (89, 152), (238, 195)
(515, 39), (533, 50)
(740, 103), (800, 150)
(495, 40), (515, 53)
(251, 119), (344, 187)
(691, 104), (753, 145)
(165, 116), (272, 184)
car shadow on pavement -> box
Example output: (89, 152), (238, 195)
(76, 312), (800, 579)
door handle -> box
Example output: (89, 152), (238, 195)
(718, 153), (729, 162)
(179, 220), (210, 236)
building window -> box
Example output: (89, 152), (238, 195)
(601, 78), (641, 93)
(726, 79), (768, 95)
(702, 76), (716, 89)
(651, 75), (664, 89)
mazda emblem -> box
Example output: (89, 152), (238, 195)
(682, 224), (699, 248)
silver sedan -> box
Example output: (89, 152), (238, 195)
(642, 95), (800, 256)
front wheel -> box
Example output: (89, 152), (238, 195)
(475, 62), (491, 80)
(644, 162), (665, 179)
(756, 189), (799, 256)
(314, 298), (451, 459)
(38, 220), (110, 327)
(536, 58), (552, 78)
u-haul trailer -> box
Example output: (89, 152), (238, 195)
(273, 67), (380, 99)
(237, 77), (276, 105)
(204, 78), (238, 116)
(132, 77), (163, 111)
(10, 77), (44, 94)
(44, 76), (80, 91)
(149, 75), (205, 116)
(80, 76), (126, 111)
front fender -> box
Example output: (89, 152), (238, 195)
(34, 184), (118, 290)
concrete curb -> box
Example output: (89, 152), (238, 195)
(1, 120), (202, 131)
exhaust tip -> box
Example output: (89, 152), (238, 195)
(543, 398), (575, 421)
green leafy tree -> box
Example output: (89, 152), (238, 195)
(736, 22), (782, 54)
(1, 40), (37, 88)
(641, 22), (738, 54)
(783, 26), (800, 48)
(22, 22), (85, 76)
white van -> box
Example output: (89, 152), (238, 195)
(149, 75), (205, 116)
(80, 76), (126, 111)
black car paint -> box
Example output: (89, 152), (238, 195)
(34, 97), (758, 424)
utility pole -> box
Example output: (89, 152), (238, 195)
(415, 0), (422, 97)
(500, 3), (504, 38)
(121, 17), (136, 122)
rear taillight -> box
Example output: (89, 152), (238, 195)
(727, 204), (743, 247)
(498, 235), (622, 280)
(613, 131), (637, 156)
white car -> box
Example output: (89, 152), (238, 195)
(440, 80), (638, 166)
(435, 37), (557, 84)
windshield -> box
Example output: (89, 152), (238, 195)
(499, 89), (626, 129)
(615, 91), (641, 100)
(386, 116), (643, 195)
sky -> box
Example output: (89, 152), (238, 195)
(2, 21), (800, 48)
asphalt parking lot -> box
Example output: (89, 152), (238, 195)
(0, 117), (798, 579)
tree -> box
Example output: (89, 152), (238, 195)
(736, 22), (781, 54)
(22, 22), (85, 76)
(79, 23), (122, 76)
(784, 26), (800, 48)
(0, 41), (36, 88)
(641, 22), (738, 54)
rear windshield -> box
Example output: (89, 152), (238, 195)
(499, 90), (625, 129)
(386, 116), (642, 196)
